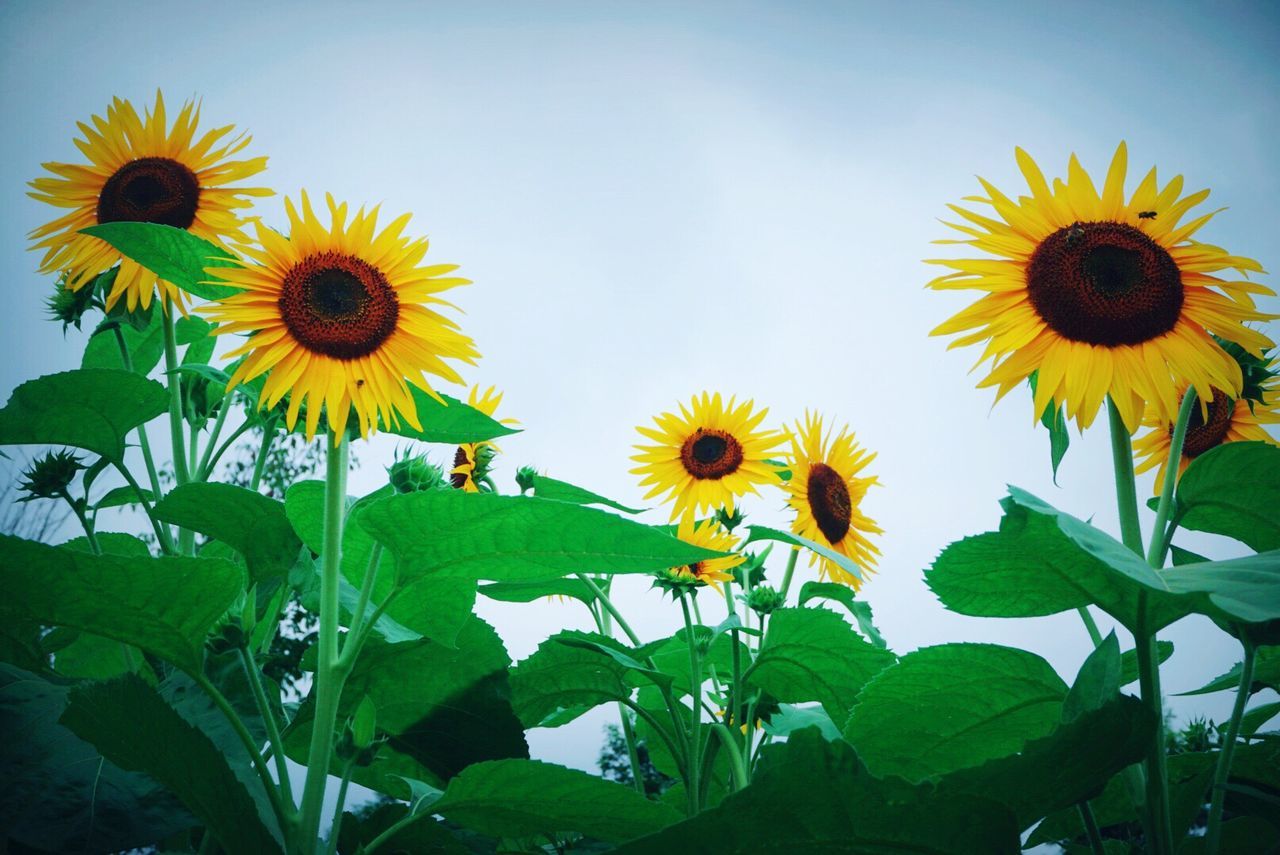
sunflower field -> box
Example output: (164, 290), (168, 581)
(2, 84), (1279, 855)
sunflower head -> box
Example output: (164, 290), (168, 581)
(202, 192), (480, 443)
(19, 450), (83, 502)
(929, 142), (1275, 432)
(29, 91), (270, 313)
(632, 392), (786, 521)
(782, 412), (881, 590)
(653, 517), (744, 596)
(450, 386), (518, 492)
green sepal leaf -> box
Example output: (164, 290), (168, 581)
(797, 581), (887, 648)
(79, 222), (239, 301)
(0, 535), (244, 670)
(1174, 441), (1280, 552)
(525, 471), (643, 513)
(0, 369), (168, 463)
(154, 483), (302, 583)
(1029, 369), (1070, 483)
(743, 525), (866, 587)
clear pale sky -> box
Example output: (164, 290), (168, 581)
(2, 0), (1277, 774)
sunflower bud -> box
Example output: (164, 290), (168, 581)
(205, 619), (245, 655)
(715, 506), (746, 533)
(651, 564), (704, 596)
(19, 450), (83, 502)
(746, 585), (784, 616)
(388, 450), (446, 494)
(45, 277), (95, 332)
(515, 465), (538, 494)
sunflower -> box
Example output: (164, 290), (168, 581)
(782, 412), (881, 590)
(203, 191), (479, 442)
(653, 516), (744, 594)
(632, 392), (786, 520)
(29, 91), (269, 313)
(451, 385), (518, 492)
(928, 142), (1275, 432)
(1134, 360), (1280, 491)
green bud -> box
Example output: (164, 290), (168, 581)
(515, 465), (538, 494)
(45, 277), (96, 332)
(19, 450), (83, 501)
(715, 506), (746, 533)
(351, 696), (377, 750)
(746, 585), (785, 616)
(388, 449), (447, 494)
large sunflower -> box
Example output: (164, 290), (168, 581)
(203, 192), (479, 441)
(782, 412), (881, 590)
(654, 516), (744, 595)
(632, 392), (785, 520)
(451, 385), (518, 492)
(29, 91), (269, 312)
(929, 143), (1275, 431)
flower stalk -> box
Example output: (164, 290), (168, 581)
(1204, 635), (1256, 854)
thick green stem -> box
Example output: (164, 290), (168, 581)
(1106, 398), (1144, 556)
(237, 647), (295, 809)
(249, 422), (277, 492)
(161, 297), (190, 487)
(679, 594), (703, 816)
(1078, 800), (1106, 855)
(777, 547), (800, 602)
(1204, 637), (1256, 854)
(296, 434), (349, 851)
(1147, 391), (1197, 568)
(710, 722), (749, 791)
(110, 324), (165, 500)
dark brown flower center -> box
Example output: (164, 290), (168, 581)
(97, 157), (201, 229)
(450, 446), (470, 489)
(1026, 221), (1183, 346)
(279, 252), (399, 360)
(1178, 389), (1234, 457)
(807, 462), (852, 544)
(679, 429), (744, 479)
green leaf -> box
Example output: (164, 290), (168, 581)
(433, 758), (683, 844)
(743, 525), (866, 587)
(1174, 441), (1280, 552)
(1177, 646), (1280, 696)
(1242, 701), (1280, 736)
(154, 483), (302, 583)
(614, 728), (1019, 855)
(1181, 817), (1280, 854)
(1161, 550), (1280, 625)
(748, 606), (896, 721)
(61, 673), (282, 854)
(0, 664), (193, 854)
(478, 578), (597, 604)
(845, 643), (1067, 783)
(796, 581), (887, 648)
(1062, 631), (1120, 722)
(0, 369), (168, 463)
(360, 490), (727, 583)
(93, 484), (156, 510)
(1119, 640), (1174, 686)
(336, 802), (467, 855)
(526, 472), (643, 513)
(1029, 370), (1071, 483)
(80, 221), (239, 301)
(83, 314), (165, 375)
(383, 388), (520, 445)
(0, 535), (244, 670)
(760, 703), (841, 740)
(52, 631), (154, 683)
(510, 632), (637, 728)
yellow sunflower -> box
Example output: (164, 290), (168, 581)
(451, 385), (518, 492)
(203, 191), (479, 442)
(1134, 370), (1280, 492)
(929, 142), (1275, 432)
(655, 516), (744, 594)
(782, 412), (881, 590)
(29, 91), (269, 313)
(632, 392), (786, 520)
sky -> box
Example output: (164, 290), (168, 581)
(2, 0), (1278, 779)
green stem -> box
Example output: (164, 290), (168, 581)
(237, 646), (295, 809)
(161, 297), (190, 487)
(249, 422), (277, 492)
(622, 698), (686, 770)
(297, 433), (349, 851)
(679, 594), (703, 816)
(618, 704), (647, 796)
(323, 757), (357, 855)
(1076, 607), (1103, 647)
(113, 462), (177, 554)
(198, 418), (255, 483)
(344, 544), (383, 657)
(1147, 391), (1197, 569)
(188, 422), (200, 486)
(1078, 800), (1106, 855)
(577, 573), (643, 647)
(1136, 595), (1174, 855)
(64, 494), (100, 554)
(110, 324), (165, 500)
(194, 403), (231, 482)
(1204, 636), (1256, 854)
(710, 722), (749, 791)
(1107, 397), (1144, 556)
(777, 547), (800, 602)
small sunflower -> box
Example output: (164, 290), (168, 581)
(782, 412), (881, 590)
(929, 142), (1275, 432)
(653, 516), (744, 594)
(1134, 362), (1280, 491)
(203, 191), (479, 442)
(451, 385), (518, 492)
(632, 392), (785, 520)
(29, 91), (269, 312)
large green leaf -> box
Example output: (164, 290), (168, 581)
(797, 581), (887, 648)
(61, 674), (282, 854)
(510, 631), (634, 728)
(743, 525), (867, 587)
(0, 535), (243, 670)
(747, 606), (895, 721)
(83, 313), (165, 375)
(1174, 441), (1280, 552)
(526, 472), (643, 513)
(382, 388), (520, 445)
(52, 631), (154, 683)
(615, 728), (1019, 854)
(0, 664), (193, 854)
(1177, 646), (1280, 696)
(0, 369), (168, 462)
(360, 490), (726, 583)
(80, 221), (239, 301)
(432, 758), (682, 844)
(927, 494), (1189, 632)
(335, 802), (467, 855)
(154, 483), (302, 583)
(845, 643), (1067, 783)
(478, 578), (597, 604)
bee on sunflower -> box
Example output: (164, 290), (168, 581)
(451, 386), (518, 492)
(928, 142), (1275, 432)
(29, 91), (269, 313)
(202, 191), (479, 442)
